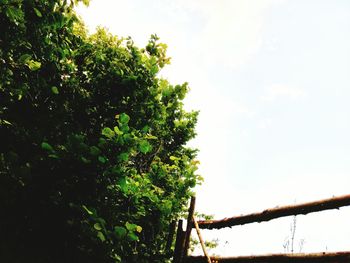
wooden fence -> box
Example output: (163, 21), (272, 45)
(173, 194), (350, 263)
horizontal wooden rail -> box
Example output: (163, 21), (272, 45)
(197, 194), (350, 229)
(185, 251), (350, 262)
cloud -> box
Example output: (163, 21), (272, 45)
(76, 0), (283, 73)
(257, 118), (273, 129)
(261, 84), (307, 102)
(180, 0), (281, 69)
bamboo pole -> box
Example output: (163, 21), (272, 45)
(197, 194), (350, 229)
(193, 217), (211, 263)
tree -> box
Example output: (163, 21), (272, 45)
(0, 1), (201, 262)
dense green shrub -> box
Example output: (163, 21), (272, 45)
(0, 1), (200, 262)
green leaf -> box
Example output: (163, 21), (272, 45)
(94, 223), (102, 231)
(19, 54), (32, 64)
(125, 223), (142, 233)
(139, 140), (152, 154)
(114, 226), (127, 239)
(110, 165), (122, 176)
(142, 125), (150, 133)
(33, 7), (42, 17)
(162, 86), (172, 97)
(51, 86), (59, 94)
(97, 231), (105, 242)
(81, 156), (91, 164)
(127, 232), (139, 242)
(119, 113), (130, 124)
(89, 146), (101, 156)
(82, 205), (94, 215)
(118, 152), (129, 162)
(161, 200), (173, 214)
(98, 138), (107, 148)
(41, 142), (54, 152)
(5, 6), (23, 23)
(82, 0), (90, 6)
(98, 156), (107, 164)
(117, 177), (128, 192)
(125, 222), (137, 231)
(101, 127), (115, 139)
(150, 65), (159, 75)
(122, 133), (132, 143)
(120, 124), (129, 133)
(113, 126), (123, 135)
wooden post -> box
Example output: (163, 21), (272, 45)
(173, 219), (185, 263)
(166, 220), (177, 254)
(183, 196), (196, 259)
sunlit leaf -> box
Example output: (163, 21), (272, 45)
(82, 205), (94, 215)
(1, 119), (12, 126)
(27, 60), (41, 71)
(97, 231), (105, 242)
(94, 223), (102, 231)
(136, 226), (142, 233)
(101, 127), (115, 139)
(33, 7), (42, 17)
(125, 222), (136, 231)
(113, 126), (123, 135)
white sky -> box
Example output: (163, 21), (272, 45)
(76, 0), (350, 256)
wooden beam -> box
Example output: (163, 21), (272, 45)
(197, 194), (350, 229)
(185, 252), (350, 262)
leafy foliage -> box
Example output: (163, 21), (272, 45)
(0, 1), (201, 262)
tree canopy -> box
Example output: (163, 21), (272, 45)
(0, 1), (201, 262)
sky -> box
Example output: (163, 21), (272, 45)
(76, 0), (350, 256)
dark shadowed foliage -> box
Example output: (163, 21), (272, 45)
(0, 1), (201, 262)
